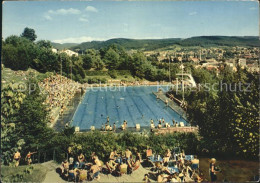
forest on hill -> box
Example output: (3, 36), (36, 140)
(60, 36), (260, 52)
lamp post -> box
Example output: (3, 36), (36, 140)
(70, 61), (72, 81)
(60, 57), (62, 82)
(169, 54), (171, 83)
(180, 62), (185, 102)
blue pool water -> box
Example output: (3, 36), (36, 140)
(72, 86), (187, 130)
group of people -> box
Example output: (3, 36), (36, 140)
(151, 118), (184, 129)
(58, 147), (216, 182)
(59, 148), (141, 182)
(100, 117), (128, 131)
(13, 150), (37, 167)
(143, 148), (204, 183)
(39, 74), (81, 121)
(60, 152), (103, 182)
(99, 117), (185, 132)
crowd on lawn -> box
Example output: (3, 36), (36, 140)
(57, 147), (219, 183)
(59, 148), (141, 182)
(39, 74), (81, 119)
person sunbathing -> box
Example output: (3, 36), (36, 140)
(93, 156), (102, 167)
(130, 157), (141, 171)
(163, 149), (171, 164)
(171, 173), (181, 182)
(150, 119), (154, 124)
(143, 174), (151, 183)
(77, 165), (87, 182)
(157, 173), (168, 183)
(68, 165), (77, 181)
(118, 159), (128, 175)
(78, 152), (85, 168)
(157, 123), (162, 129)
(109, 149), (118, 160)
(60, 160), (69, 176)
(191, 155), (199, 170)
(105, 124), (111, 131)
(125, 149), (132, 161)
(113, 123), (116, 132)
(106, 159), (118, 173)
(123, 120), (127, 129)
(136, 151), (142, 162)
(90, 162), (101, 180)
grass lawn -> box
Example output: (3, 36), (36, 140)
(2, 67), (46, 84)
(199, 158), (259, 182)
(1, 164), (49, 182)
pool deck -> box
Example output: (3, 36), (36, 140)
(154, 126), (198, 134)
(153, 91), (188, 121)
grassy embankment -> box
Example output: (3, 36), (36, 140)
(199, 158), (258, 182)
(84, 69), (137, 84)
(1, 164), (49, 182)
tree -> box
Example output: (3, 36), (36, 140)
(93, 57), (105, 70)
(36, 40), (52, 49)
(2, 39), (36, 70)
(103, 48), (120, 70)
(21, 27), (37, 42)
(185, 68), (259, 159)
(82, 54), (94, 70)
(1, 83), (26, 165)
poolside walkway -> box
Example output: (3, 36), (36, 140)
(153, 91), (187, 121)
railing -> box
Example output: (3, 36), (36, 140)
(27, 149), (69, 164)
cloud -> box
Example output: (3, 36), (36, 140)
(79, 17), (88, 22)
(52, 36), (105, 44)
(43, 8), (81, 20)
(48, 8), (81, 15)
(85, 6), (98, 12)
(44, 14), (52, 20)
(189, 11), (197, 16)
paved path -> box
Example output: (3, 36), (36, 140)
(94, 165), (152, 182)
(41, 161), (153, 183)
(42, 161), (67, 183)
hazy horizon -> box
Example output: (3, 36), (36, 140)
(3, 1), (259, 44)
(50, 35), (259, 44)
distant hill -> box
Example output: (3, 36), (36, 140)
(51, 42), (79, 50)
(67, 36), (259, 51)
(70, 38), (181, 51)
(180, 36), (260, 47)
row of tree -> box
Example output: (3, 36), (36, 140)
(168, 66), (259, 159)
(3, 27), (182, 83)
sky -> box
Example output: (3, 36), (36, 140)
(2, 0), (259, 43)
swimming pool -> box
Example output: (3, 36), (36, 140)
(71, 86), (188, 130)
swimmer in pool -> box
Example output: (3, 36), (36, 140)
(117, 106), (120, 109)
(101, 114), (103, 117)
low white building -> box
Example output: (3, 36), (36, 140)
(237, 58), (246, 68)
(51, 48), (58, 53)
(60, 49), (79, 57)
